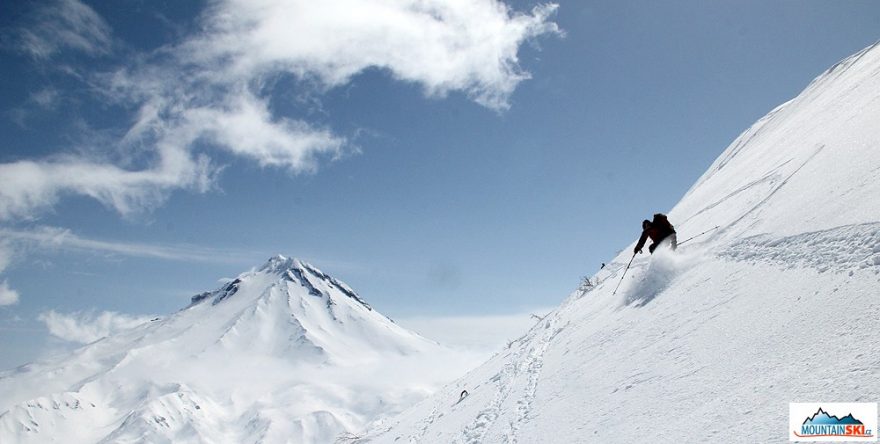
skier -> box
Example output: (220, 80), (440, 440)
(633, 213), (677, 254)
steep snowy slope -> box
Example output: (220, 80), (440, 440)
(363, 42), (880, 443)
(0, 256), (477, 443)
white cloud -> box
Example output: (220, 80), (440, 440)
(0, 280), (20, 306)
(182, 0), (561, 109)
(0, 154), (215, 220)
(0, 225), (252, 263)
(16, 0), (113, 60)
(180, 92), (348, 171)
(0, 0), (559, 221)
(38, 310), (153, 344)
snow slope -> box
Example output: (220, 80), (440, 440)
(0, 256), (479, 443)
(361, 42), (880, 443)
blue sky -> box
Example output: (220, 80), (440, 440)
(1, 0), (879, 370)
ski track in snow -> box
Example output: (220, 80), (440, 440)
(406, 400), (440, 443)
(722, 144), (826, 232)
(720, 222), (880, 273)
(681, 160), (791, 227)
(505, 319), (566, 444)
(456, 351), (522, 443)
(453, 313), (566, 444)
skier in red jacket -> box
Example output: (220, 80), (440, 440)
(634, 213), (677, 254)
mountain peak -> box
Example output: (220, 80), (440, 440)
(260, 254), (302, 274)
(189, 255), (373, 311)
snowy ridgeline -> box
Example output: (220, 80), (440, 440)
(0, 256), (486, 443)
(360, 43), (880, 443)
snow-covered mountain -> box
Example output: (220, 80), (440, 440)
(361, 42), (880, 443)
(0, 255), (476, 443)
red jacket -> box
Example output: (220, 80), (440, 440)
(634, 214), (676, 253)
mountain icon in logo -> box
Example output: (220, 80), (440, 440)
(803, 408), (864, 425)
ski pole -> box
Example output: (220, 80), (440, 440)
(612, 253), (636, 296)
(677, 225), (720, 247)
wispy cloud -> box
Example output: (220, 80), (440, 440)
(14, 0), (113, 60)
(0, 155), (216, 221)
(0, 0), (560, 221)
(0, 226), (252, 263)
(38, 310), (153, 343)
(30, 88), (61, 110)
